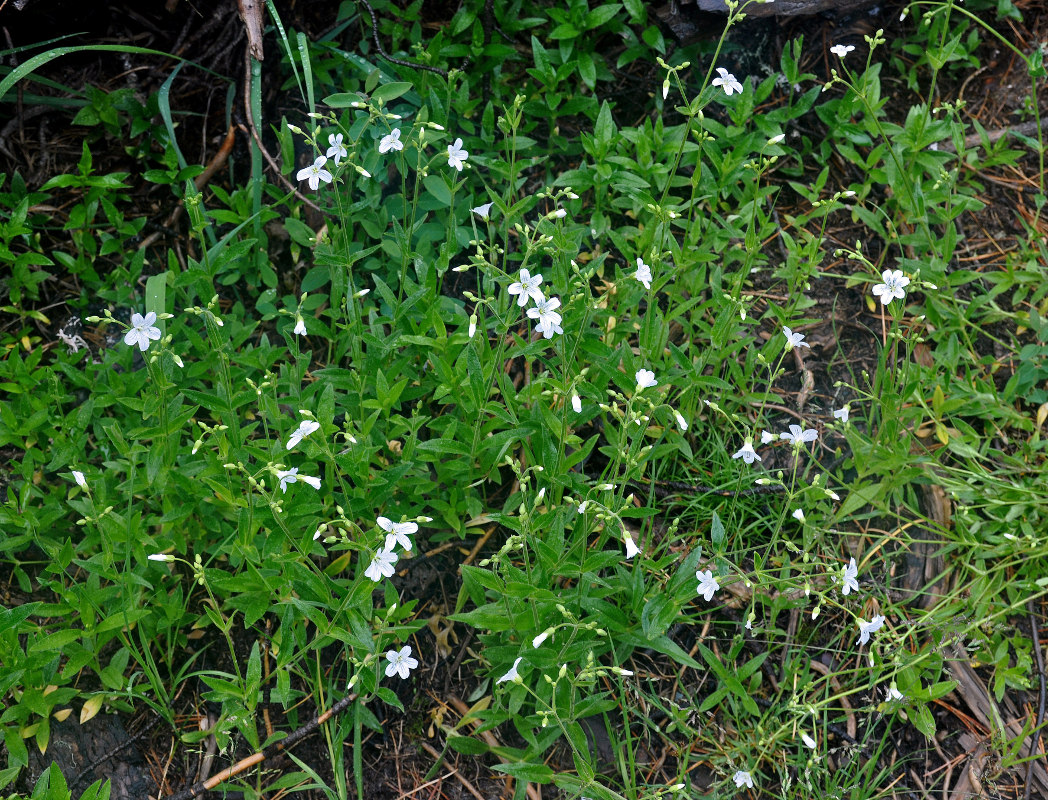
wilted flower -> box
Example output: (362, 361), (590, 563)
(532, 630), (551, 648)
(623, 534), (641, 559)
(696, 569), (720, 601)
(886, 684), (905, 702)
(286, 420), (321, 450)
(527, 296), (563, 339)
(571, 393), (582, 414)
(297, 156), (333, 190)
(830, 43), (856, 58)
(497, 656), (523, 684)
(326, 133), (347, 165)
(802, 733), (817, 749)
(468, 315), (477, 339)
(768, 133), (785, 145)
(780, 424), (818, 445)
(733, 770), (754, 789)
(447, 138), (469, 171)
(674, 410), (688, 431)
(783, 326), (810, 350)
(833, 405), (850, 423)
(148, 553), (174, 562)
(124, 311), (162, 352)
(841, 557), (859, 595)
(365, 547), (398, 581)
(378, 516), (418, 551)
(472, 201), (494, 219)
(712, 67), (744, 96)
(732, 440), (761, 464)
(508, 269), (544, 307)
(634, 258), (653, 290)
(277, 467), (322, 493)
(71, 470), (88, 489)
(872, 269), (910, 305)
(378, 128), (404, 153)
(384, 645), (418, 679)
(857, 614), (885, 644)
(635, 369), (657, 390)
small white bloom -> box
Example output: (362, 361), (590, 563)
(696, 569), (720, 602)
(577, 500), (589, 514)
(635, 369), (657, 390)
(833, 405), (850, 423)
(365, 547), (398, 581)
(384, 645), (419, 679)
(662, 79), (670, 100)
(378, 516), (418, 551)
(783, 326), (810, 350)
(447, 137), (469, 171)
(277, 467), (322, 493)
(857, 614), (885, 645)
(830, 43), (856, 58)
(802, 732), (817, 749)
(313, 528), (324, 541)
(508, 269), (545, 307)
(871, 269), (910, 305)
(550, 208), (567, 219)
(325, 133), (347, 165)
(378, 128), (404, 154)
(712, 67), (744, 96)
(768, 133), (785, 145)
(792, 508), (806, 523)
(732, 440), (761, 464)
(886, 684), (905, 702)
(780, 424), (818, 445)
(286, 420), (321, 450)
(468, 315), (477, 339)
(841, 557), (859, 595)
(124, 311), (162, 352)
(472, 201), (494, 219)
(527, 296), (563, 339)
(296, 156), (333, 190)
(634, 258), (653, 290)
(148, 553), (174, 562)
(293, 315), (307, 336)
(623, 534), (641, 559)
(733, 770), (754, 789)
(497, 656), (523, 684)
(71, 470), (88, 489)
(571, 393), (582, 413)
(532, 630), (551, 648)
(760, 430), (777, 444)
(674, 410), (688, 431)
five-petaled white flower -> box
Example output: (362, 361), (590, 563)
(378, 516), (418, 551)
(277, 467), (321, 493)
(635, 369), (657, 390)
(527, 296), (563, 339)
(472, 201), (494, 219)
(326, 133), (347, 165)
(872, 269), (910, 305)
(497, 656), (523, 684)
(124, 311), (162, 352)
(833, 405), (850, 423)
(379, 128), (403, 154)
(71, 470), (88, 489)
(384, 645), (418, 679)
(830, 43), (856, 58)
(447, 138), (469, 171)
(508, 269), (544, 307)
(857, 614), (885, 644)
(297, 156), (333, 190)
(634, 258), (653, 290)
(365, 547), (398, 582)
(286, 420), (321, 450)
(712, 67), (744, 96)
(783, 326), (810, 350)
(571, 393), (582, 413)
(841, 557), (859, 595)
(733, 770), (754, 789)
(623, 534), (641, 559)
(293, 314), (307, 336)
(696, 569), (720, 601)
(780, 424), (818, 445)
(732, 440), (761, 464)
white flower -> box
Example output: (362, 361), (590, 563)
(635, 369), (657, 390)
(696, 569), (720, 602)
(733, 770), (754, 789)
(527, 296), (563, 339)
(768, 133), (785, 145)
(571, 393), (582, 413)
(468, 315), (477, 339)
(802, 733), (817, 749)
(830, 43), (856, 58)
(792, 508), (806, 523)
(780, 424), (818, 445)
(277, 467), (322, 493)
(325, 133), (347, 165)
(783, 326), (810, 350)
(447, 137), (469, 171)
(378, 128), (404, 154)
(871, 269), (910, 305)
(384, 645), (419, 679)
(472, 201), (494, 219)
(296, 156), (333, 190)
(365, 547), (398, 581)
(760, 430), (777, 444)
(378, 516), (418, 551)
(674, 410), (688, 431)
(732, 440), (761, 464)
(508, 269), (544, 307)
(147, 553), (174, 562)
(833, 405), (850, 424)
(293, 315), (307, 336)
(857, 614), (885, 645)
(634, 258), (653, 290)
(886, 684), (905, 702)
(577, 501), (589, 514)
(841, 557), (859, 595)
(712, 67), (744, 96)
(532, 630), (551, 648)
(71, 470), (88, 489)
(497, 656), (523, 684)
(623, 534), (641, 559)
(124, 311), (162, 352)
(286, 420), (321, 450)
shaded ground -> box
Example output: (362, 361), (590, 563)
(2, 0), (1047, 798)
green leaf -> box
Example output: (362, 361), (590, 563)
(711, 511), (725, 548)
(423, 174), (452, 207)
(492, 761), (554, 783)
(371, 82), (414, 105)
